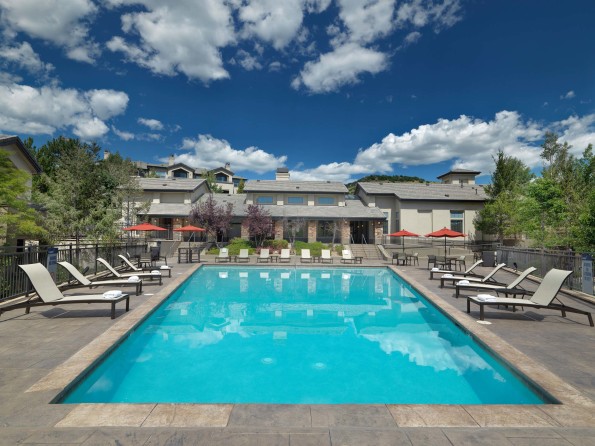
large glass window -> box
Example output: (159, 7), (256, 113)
(287, 196), (304, 205)
(256, 196), (273, 204)
(215, 174), (228, 183)
(382, 212), (389, 234)
(318, 197), (335, 205)
(450, 210), (464, 233)
(172, 169), (188, 178)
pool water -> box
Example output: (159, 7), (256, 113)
(61, 267), (547, 404)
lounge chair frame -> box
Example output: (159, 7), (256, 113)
(215, 248), (231, 263)
(0, 263), (130, 319)
(455, 266), (536, 298)
(430, 259), (483, 280)
(234, 249), (250, 263)
(300, 249), (312, 263)
(59, 261), (142, 295)
(441, 263), (506, 288)
(279, 249), (291, 263)
(97, 258), (162, 285)
(257, 249), (270, 263)
(466, 269), (593, 327)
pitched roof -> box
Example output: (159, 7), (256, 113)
(138, 178), (207, 191)
(357, 182), (487, 201)
(244, 180), (348, 194)
(437, 168), (481, 179)
(145, 203), (191, 216)
(0, 134), (42, 173)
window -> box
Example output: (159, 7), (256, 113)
(287, 196), (304, 205)
(382, 212), (389, 234)
(172, 169), (188, 178)
(215, 174), (228, 183)
(450, 210), (464, 233)
(233, 178), (240, 186)
(256, 196), (273, 204)
(318, 197), (335, 205)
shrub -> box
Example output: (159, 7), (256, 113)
(263, 239), (288, 251)
(208, 238), (255, 255)
(294, 241), (328, 257)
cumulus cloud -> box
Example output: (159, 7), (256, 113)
(555, 114), (595, 153)
(106, 0), (234, 82)
(396, 0), (463, 31)
(0, 0), (100, 63)
(0, 82), (128, 139)
(0, 41), (54, 75)
(292, 43), (387, 93)
(137, 117), (163, 131)
(176, 134), (287, 174)
(112, 126), (135, 141)
(230, 49), (262, 71)
(335, 0), (396, 44)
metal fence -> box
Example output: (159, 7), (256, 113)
(498, 247), (594, 293)
(0, 242), (145, 302)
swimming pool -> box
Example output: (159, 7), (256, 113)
(61, 267), (549, 404)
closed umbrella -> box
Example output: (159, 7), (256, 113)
(425, 227), (465, 258)
(388, 229), (419, 252)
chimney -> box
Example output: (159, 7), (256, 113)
(276, 167), (290, 181)
(103, 150), (110, 160)
(168, 154), (175, 166)
(225, 162), (230, 170)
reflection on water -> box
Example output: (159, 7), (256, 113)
(62, 267), (545, 405)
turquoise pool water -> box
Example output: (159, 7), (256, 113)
(61, 267), (547, 404)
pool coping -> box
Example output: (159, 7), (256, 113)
(25, 263), (595, 429)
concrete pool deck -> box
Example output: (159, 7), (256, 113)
(1, 256), (594, 445)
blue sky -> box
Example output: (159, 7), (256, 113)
(0, 0), (593, 184)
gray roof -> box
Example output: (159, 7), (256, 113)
(138, 178), (207, 191)
(244, 180), (348, 194)
(0, 134), (42, 173)
(437, 168), (481, 179)
(146, 203), (191, 217)
(209, 194), (385, 220)
(357, 182), (487, 201)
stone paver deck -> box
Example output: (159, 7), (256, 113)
(0, 255), (594, 445)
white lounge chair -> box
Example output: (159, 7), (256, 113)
(59, 261), (142, 295)
(455, 267), (537, 298)
(97, 258), (162, 285)
(0, 263), (130, 319)
(215, 247), (230, 263)
(235, 249), (250, 263)
(300, 249), (312, 263)
(279, 249), (291, 263)
(341, 249), (361, 264)
(118, 254), (172, 277)
(440, 263), (506, 288)
(466, 269), (593, 326)
(430, 259), (483, 280)
(320, 249), (333, 263)
(257, 249), (270, 263)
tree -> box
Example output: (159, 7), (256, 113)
(200, 169), (224, 193)
(0, 148), (46, 242)
(475, 151), (532, 243)
(189, 195), (233, 246)
(243, 204), (272, 247)
(282, 217), (306, 245)
(236, 179), (245, 193)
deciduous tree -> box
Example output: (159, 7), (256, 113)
(189, 195), (233, 246)
(243, 204), (272, 247)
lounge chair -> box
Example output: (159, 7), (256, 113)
(279, 249), (291, 263)
(466, 269), (593, 326)
(300, 249), (312, 263)
(118, 255), (172, 277)
(320, 249), (333, 263)
(235, 249), (250, 263)
(455, 266), (536, 298)
(257, 249), (270, 263)
(341, 249), (362, 264)
(427, 255), (437, 270)
(440, 263), (506, 288)
(215, 248), (230, 263)
(97, 258), (162, 285)
(430, 259), (483, 280)
(59, 261), (142, 295)
(0, 263), (130, 319)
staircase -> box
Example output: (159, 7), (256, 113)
(348, 244), (384, 260)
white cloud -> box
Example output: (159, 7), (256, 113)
(0, 82), (128, 139)
(402, 31), (422, 47)
(336, 0), (396, 44)
(138, 117), (163, 131)
(85, 89), (129, 120)
(106, 0), (234, 82)
(292, 43), (387, 93)
(0, 0), (99, 63)
(231, 49), (263, 71)
(0, 41), (54, 75)
(112, 126), (135, 141)
(177, 134), (287, 174)
(560, 90), (575, 100)
(556, 114), (595, 154)
(396, 0), (463, 31)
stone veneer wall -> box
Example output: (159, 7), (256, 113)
(307, 220), (317, 243)
(373, 221), (384, 243)
(240, 223), (249, 240)
(274, 220), (284, 240)
(341, 220), (350, 245)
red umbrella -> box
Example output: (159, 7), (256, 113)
(173, 224), (206, 247)
(425, 227), (465, 258)
(388, 229), (419, 252)
(123, 222), (167, 231)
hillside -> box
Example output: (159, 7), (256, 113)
(346, 174), (427, 194)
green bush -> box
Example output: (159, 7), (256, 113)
(208, 238), (255, 255)
(294, 241), (329, 257)
(263, 239), (288, 250)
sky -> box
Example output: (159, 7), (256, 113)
(0, 0), (594, 184)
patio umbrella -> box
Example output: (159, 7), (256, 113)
(425, 227), (465, 258)
(123, 222), (167, 247)
(388, 229), (419, 252)
(173, 224), (206, 247)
